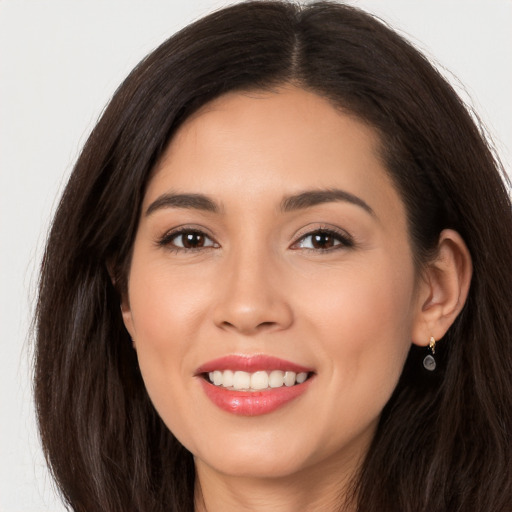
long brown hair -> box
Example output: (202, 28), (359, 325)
(35, 2), (512, 511)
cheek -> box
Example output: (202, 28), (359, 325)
(125, 256), (207, 417)
(128, 255), (209, 345)
(300, 257), (416, 408)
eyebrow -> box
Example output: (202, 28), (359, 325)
(145, 188), (374, 217)
(145, 193), (220, 216)
(281, 189), (374, 216)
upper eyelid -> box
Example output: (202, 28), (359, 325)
(290, 226), (354, 251)
(160, 224), (217, 238)
(156, 224), (353, 248)
(292, 224), (353, 242)
(157, 225), (219, 247)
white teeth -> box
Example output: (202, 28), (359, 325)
(207, 369), (310, 390)
(222, 369), (234, 388)
(233, 371), (251, 390)
(269, 370), (284, 388)
(296, 372), (308, 384)
(284, 371), (296, 387)
(250, 371), (269, 390)
(213, 370), (223, 386)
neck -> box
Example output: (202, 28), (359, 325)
(193, 449), (362, 512)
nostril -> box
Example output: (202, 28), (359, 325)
(257, 321), (277, 329)
(213, 297), (294, 334)
(219, 320), (277, 333)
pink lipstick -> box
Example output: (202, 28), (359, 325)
(196, 355), (314, 416)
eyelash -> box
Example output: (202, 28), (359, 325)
(157, 227), (354, 253)
(291, 228), (354, 252)
(157, 227), (219, 253)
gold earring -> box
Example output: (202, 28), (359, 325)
(423, 336), (436, 371)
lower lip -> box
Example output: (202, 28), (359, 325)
(199, 377), (313, 416)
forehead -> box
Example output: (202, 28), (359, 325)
(145, 86), (401, 218)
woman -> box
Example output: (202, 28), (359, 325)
(34, 1), (512, 511)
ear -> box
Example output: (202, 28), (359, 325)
(106, 262), (137, 346)
(412, 229), (472, 346)
(120, 293), (136, 345)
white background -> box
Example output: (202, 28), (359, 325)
(1, 1), (510, 510)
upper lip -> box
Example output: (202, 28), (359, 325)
(196, 354), (314, 375)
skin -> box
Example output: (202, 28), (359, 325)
(121, 86), (472, 512)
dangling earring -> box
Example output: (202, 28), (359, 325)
(423, 336), (436, 371)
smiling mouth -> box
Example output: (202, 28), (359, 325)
(198, 357), (315, 415)
(205, 370), (313, 391)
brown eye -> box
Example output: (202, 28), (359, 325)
(163, 230), (217, 250)
(181, 232), (206, 248)
(293, 229), (353, 251)
(311, 232), (337, 249)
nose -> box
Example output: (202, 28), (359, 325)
(212, 249), (294, 335)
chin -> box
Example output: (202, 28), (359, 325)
(189, 425), (343, 482)
(196, 449), (311, 480)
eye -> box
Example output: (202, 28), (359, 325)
(292, 229), (353, 251)
(159, 229), (218, 251)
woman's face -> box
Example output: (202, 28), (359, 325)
(122, 87), (426, 481)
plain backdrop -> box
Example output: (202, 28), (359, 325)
(1, 1), (510, 510)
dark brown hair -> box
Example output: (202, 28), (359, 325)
(35, 2), (512, 511)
